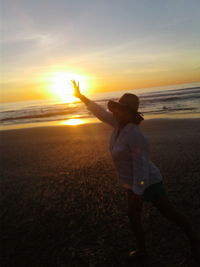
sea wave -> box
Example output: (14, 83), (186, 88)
(1, 85), (200, 126)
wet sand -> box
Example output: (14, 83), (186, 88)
(1, 118), (200, 266)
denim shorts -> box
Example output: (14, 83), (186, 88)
(142, 181), (166, 203)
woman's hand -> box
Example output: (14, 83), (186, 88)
(71, 80), (81, 98)
(71, 80), (90, 105)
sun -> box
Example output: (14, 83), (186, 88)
(50, 72), (88, 103)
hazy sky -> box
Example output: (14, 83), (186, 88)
(1, 0), (200, 103)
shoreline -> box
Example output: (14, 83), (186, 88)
(1, 114), (200, 132)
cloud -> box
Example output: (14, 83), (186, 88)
(1, 0), (200, 97)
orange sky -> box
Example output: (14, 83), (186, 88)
(1, 0), (200, 103)
(1, 67), (199, 103)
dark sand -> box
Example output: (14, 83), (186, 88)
(1, 118), (200, 267)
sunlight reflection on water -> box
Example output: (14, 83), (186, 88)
(61, 119), (85, 125)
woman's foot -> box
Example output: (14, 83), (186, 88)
(126, 249), (149, 264)
(189, 236), (200, 265)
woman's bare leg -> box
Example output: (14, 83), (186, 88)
(152, 195), (200, 262)
(127, 190), (147, 254)
(152, 195), (197, 241)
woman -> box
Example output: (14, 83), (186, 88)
(71, 80), (200, 264)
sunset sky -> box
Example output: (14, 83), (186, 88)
(1, 0), (200, 103)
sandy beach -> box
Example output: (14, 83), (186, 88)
(1, 118), (200, 267)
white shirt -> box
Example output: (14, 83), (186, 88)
(86, 100), (163, 195)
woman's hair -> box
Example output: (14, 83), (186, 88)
(119, 93), (143, 125)
(131, 111), (144, 125)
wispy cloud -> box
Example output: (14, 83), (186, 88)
(1, 0), (200, 101)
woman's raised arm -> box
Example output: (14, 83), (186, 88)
(71, 80), (117, 127)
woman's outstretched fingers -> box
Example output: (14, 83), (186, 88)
(71, 80), (81, 97)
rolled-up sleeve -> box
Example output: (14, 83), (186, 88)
(86, 100), (117, 127)
(128, 133), (150, 195)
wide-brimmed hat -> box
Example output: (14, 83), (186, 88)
(107, 93), (144, 123)
(108, 93), (140, 112)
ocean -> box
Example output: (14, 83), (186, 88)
(1, 82), (200, 131)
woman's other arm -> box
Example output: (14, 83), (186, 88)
(127, 131), (150, 196)
(71, 80), (117, 127)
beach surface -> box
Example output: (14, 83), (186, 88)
(1, 118), (200, 267)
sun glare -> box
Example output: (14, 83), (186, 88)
(62, 118), (84, 125)
(50, 72), (88, 103)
